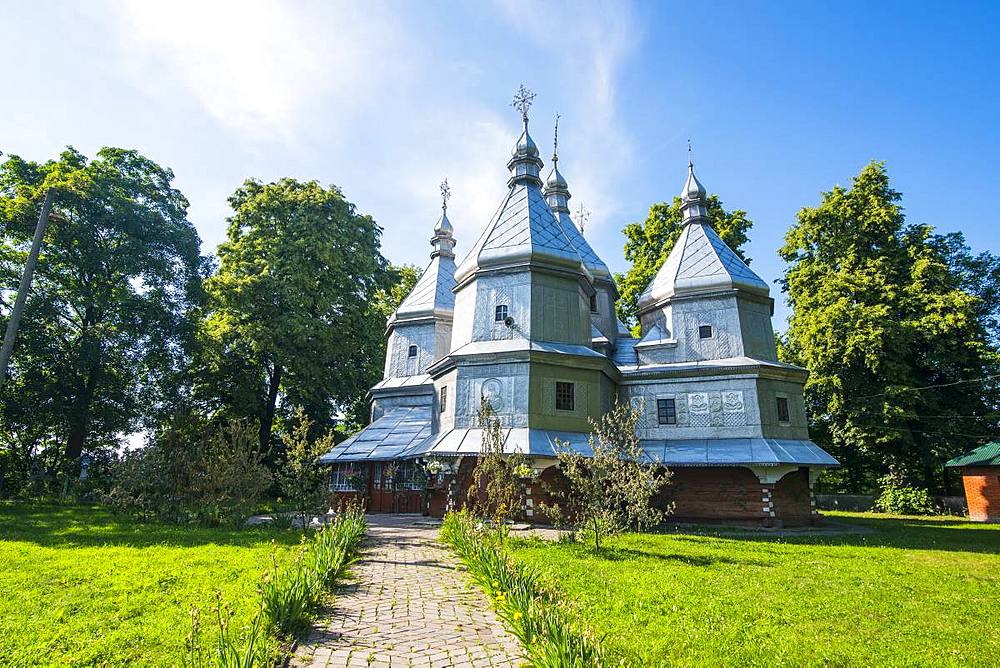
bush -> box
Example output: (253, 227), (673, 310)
(873, 475), (938, 515)
(441, 511), (604, 666)
(105, 412), (271, 526)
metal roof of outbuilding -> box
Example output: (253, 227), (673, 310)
(945, 442), (1000, 468)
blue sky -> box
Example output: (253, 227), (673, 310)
(2, 1), (998, 328)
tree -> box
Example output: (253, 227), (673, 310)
(373, 264), (423, 321)
(0, 148), (205, 474)
(616, 195), (752, 330)
(467, 399), (531, 537)
(543, 402), (670, 551)
(278, 407), (335, 530)
(196, 178), (390, 452)
(779, 161), (1000, 493)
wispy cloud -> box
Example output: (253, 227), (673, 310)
(107, 0), (401, 143)
(493, 0), (640, 230)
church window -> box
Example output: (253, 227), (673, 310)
(776, 397), (790, 423)
(699, 325), (713, 339)
(439, 386), (447, 414)
(657, 398), (677, 425)
(397, 460), (424, 490)
(590, 295), (598, 312)
(408, 345), (417, 358)
(329, 463), (357, 492)
(556, 382), (575, 411)
(495, 304), (509, 322)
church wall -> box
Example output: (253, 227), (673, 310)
(529, 272), (590, 345)
(385, 323), (437, 378)
(737, 296), (778, 361)
(433, 369), (458, 433)
(434, 320), (453, 362)
(469, 271), (532, 343)
(656, 466), (814, 526)
(756, 378), (811, 440)
(527, 362), (603, 432)
(668, 293), (745, 362)
(370, 390), (433, 422)
(622, 376), (764, 440)
(450, 281), (477, 349)
(453, 361), (530, 428)
(591, 282), (618, 343)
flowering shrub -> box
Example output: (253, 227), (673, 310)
(441, 511), (604, 666)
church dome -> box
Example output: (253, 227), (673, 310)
(512, 126), (539, 158)
(434, 211), (453, 237)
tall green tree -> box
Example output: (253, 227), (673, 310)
(616, 196), (752, 329)
(197, 178), (389, 451)
(0, 148), (205, 472)
(779, 161), (1000, 493)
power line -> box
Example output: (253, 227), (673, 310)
(850, 373), (1000, 400)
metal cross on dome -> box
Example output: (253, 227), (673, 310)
(574, 203), (590, 233)
(512, 84), (536, 122)
(440, 178), (450, 212)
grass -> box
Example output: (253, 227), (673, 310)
(509, 512), (1000, 667)
(0, 502), (301, 666)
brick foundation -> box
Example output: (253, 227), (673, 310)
(959, 466), (1000, 522)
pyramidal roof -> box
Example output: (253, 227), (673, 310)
(637, 163), (768, 312)
(455, 113), (587, 285)
(543, 148), (612, 283)
(390, 209), (458, 325)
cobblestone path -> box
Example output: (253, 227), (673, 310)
(294, 515), (522, 668)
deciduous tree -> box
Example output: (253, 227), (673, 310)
(779, 161), (1000, 493)
(197, 178), (389, 451)
(0, 148), (205, 475)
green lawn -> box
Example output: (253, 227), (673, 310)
(0, 503), (299, 666)
(510, 513), (1000, 667)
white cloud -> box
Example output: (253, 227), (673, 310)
(493, 0), (640, 230)
(107, 0), (401, 142)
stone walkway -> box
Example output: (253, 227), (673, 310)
(294, 515), (522, 668)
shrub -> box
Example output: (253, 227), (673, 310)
(542, 401), (671, 551)
(441, 511), (604, 667)
(873, 475), (938, 515)
(105, 412), (271, 526)
(278, 408), (337, 531)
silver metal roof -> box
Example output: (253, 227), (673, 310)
(641, 438), (838, 467)
(391, 254), (457, 322)
(408, 427), (594, 458)
(319, 406), (432, 463)
(637, 218), (769, 311)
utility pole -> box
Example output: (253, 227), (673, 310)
(0, 189), (54, 391)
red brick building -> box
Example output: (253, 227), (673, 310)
(946, 443), (1000, 522)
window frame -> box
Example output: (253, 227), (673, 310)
(329, 463), (357, 492)
(776, 396), (790, 423)
(657, 398), (677, 425)
(407, 344), (418, 358)
(495, 304), (509, 322)
(555, 381), (575, 411)
(589, 294), (598, 313)
(439, 386), (447, 414)
(698, 324), (714, 339)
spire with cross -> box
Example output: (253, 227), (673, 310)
(440, 178), (450, 213)
(688, 138), (693, 166)
(574, 203), (590, 234)
(512, 84), (536, 122)
(552, 113), (561, 163)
